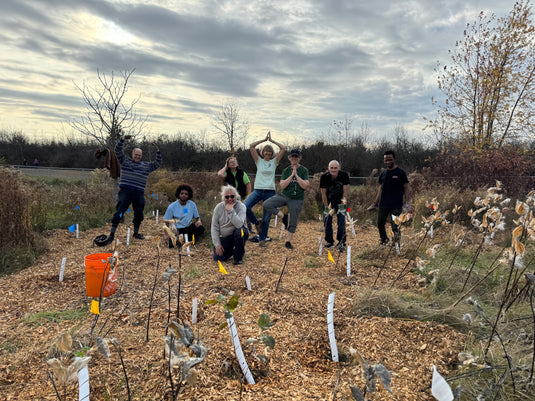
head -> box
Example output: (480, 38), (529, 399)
(226, 156), (238, 170)
(328, 160), (340, 177)
(288, 149), (302, 165)
(383, 150), (396, 170)
(175, 184), (193, 204)
(221, 185), (240, 204)
(132, 148), (143, 163)
(261, 145), (274, 160)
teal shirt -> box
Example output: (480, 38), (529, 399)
(254, 158), (277, 190)
(281, 165), (309, 200)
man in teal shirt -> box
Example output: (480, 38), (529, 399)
(258, 149), (309, 249)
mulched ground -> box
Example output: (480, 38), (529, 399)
(0, 217), (465, 400)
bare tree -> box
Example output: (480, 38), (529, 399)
(70, 69), (147, 149)
(212, 101), (249, 152)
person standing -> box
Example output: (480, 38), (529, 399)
(320, 160), (350, 251)
(217, 156), (251, 200)
(244, 131), (286, 238)
(369, 150), (409, 245)
(109, 136), (161, 240)
(258, 149), (309, 250)
(211, 185), (249, 265)
(163, 184), (205, 247)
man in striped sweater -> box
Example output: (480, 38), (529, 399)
(109, 136), (162, 240)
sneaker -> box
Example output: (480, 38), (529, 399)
(265, 236), (272, 242)
(255, 222), (262, 234)
(133, 233), (145, 240)
(285, 241), (294, 249)
(233, 260), (243, 265)
(324, 242), (334, 249)
(380, 239), (389, 246)
(249, 235), (260, 243)
(282, 214), (289, 229)
(259, 239), (267, 247)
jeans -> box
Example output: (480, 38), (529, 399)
(260, 193), (304, 240)
(377, 207), (402, 243)
(213, 226), (249, 263)
(243, 189), (276, 224)
(111, 187), (145, 232)
(324, 211), (346, 244)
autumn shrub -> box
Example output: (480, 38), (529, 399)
(428, 145), (534, 196)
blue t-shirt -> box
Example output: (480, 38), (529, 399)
(163, 200), (200, 229)
(379, 167), (408, 209)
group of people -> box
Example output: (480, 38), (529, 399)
(106, 134), (409, 265)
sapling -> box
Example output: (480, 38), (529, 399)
(348, 346), (393, 398)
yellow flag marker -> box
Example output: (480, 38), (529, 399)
(328, 250), (335, 264)
(192, 234), (195, 244)
(218, 260), (228, 275)
(90, 300), (100, 315)
(241, 228), (244, 237)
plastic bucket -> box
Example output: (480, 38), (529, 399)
(84, 253), (118, 298)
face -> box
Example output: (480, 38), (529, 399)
(179, 190), (189, 203)
(328, 162), (340, 176)
(383, 154), (395, 169)
(224, 191), (236, 205)
(132, 149), (142, 163)
(227, 158), (238, 169)
(289, 154), (301, 165)
(262, 149), (273, 160)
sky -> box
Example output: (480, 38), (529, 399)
(0, 0), (520, 145)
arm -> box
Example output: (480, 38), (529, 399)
(373, 184), (382, 205)
(246, 182), (252, 196)
(342, 184), (349, 202)
(230, 203), (247, 228)
(270, 138), (286, 163)
(403, 182), (410, 204)
(217, 165), (227, 179)
(211, 205), (222, 248)
(249, 138), (266, 163)
(115, 138), (125, 164)
(320, 188), (328, 207)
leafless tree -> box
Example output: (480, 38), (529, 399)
(70, 69), (147, 149)
(212, 101), (249, 152)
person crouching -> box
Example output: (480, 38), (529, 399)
(211, 185), (249, 265)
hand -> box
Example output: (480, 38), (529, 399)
(267, 131), (271, 140)
(123, 135), (132, 140)
(195, 220), (202, 227)
(215, 245), (224, 256)
(151, 142), (159, 151)
(225, 201), (235, 211)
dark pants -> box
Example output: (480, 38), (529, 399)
(111, 187), (145, 233)
(169, 223), (205, 248)
(213, 227), (249, 263)
(324, 211), (346, 244)
(377, 207), (402, 243)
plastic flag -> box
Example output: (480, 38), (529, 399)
(192, 234), (195, 245)
(241, 228), (244, 237)
(218, 260), (228, 275)
(75, 205), (79, 210)
(127, 208), (130, 213)
(68, 224), (76, 233)
(328, 251), (335, 263)
(152, 193), (155, 197)
(431, 365), (453, 401)
(90, 300), (100, 315)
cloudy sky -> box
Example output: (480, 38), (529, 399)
(0, 0), (519, 144)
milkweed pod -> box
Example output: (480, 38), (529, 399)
(512, 225), (523, 238)
(516, 200), (528, 215)
(386, 226), (394, 239)
(513, 239), (525, 255)
(468, 209), (474, 217)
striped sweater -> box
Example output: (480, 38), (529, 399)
(115, 139), (162, 192)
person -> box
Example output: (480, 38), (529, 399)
(320, 160), (350, 251)
(211, 185), (249, 265)
(244, 131), (286, 239)
(163, 184), (205, 247)
(369, 150), (409, 245)
(108, 136), (162, 240)
(258, 149), (309, 249)
(32, 158), (39, 166)
(217, 156), (251, 200)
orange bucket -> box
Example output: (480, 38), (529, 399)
(84, 253), (118, 298)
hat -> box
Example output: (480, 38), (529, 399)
(289, 149), (301, 156)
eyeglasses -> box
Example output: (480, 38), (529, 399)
(225, 195), (235, 199)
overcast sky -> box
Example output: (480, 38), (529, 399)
(0, 0), (519, 145)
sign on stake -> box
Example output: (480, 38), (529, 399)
(318, 236), (323, 255)
(59, 257), (67, 282)
(126, 228), (130, 246)
(245, 276), (252, 291)
(155, 209), (159, 224)
(184, 234), (191, 255)
(279, 224), (284, 239)
(226, 314), (255, 384)
(274, 215), (278, 227)
(76, 224), (79, 239)
(327, 292), (339, 362)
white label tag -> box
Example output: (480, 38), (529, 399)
(274, 215), (278, 227)
(126, 227), (130, 246)
(227, 315), (255, 384)
(245, 276), (252, 291)
(327, 292), (339, 362)
(318, 236), (323, 255)
(76, 224), (79, 239)
(156, 209), (159, 224)
(59, 257), (66, 282)
(346, 246), (351, 277)
(192, 297), (198, 324)
(78, 365), (90, 401)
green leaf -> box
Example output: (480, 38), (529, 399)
(260, 335), (275, 349)
(218, 321), (228, 331)
(226, 293), (240, 312)
(204, 299), (219, 306)
(216, 294), (226, 303)
(257, 313), (274, 330)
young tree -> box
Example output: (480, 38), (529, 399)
(432, 0), (535, 149)
(212, 101), (249, 153)
(70, 69), (147, 149)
